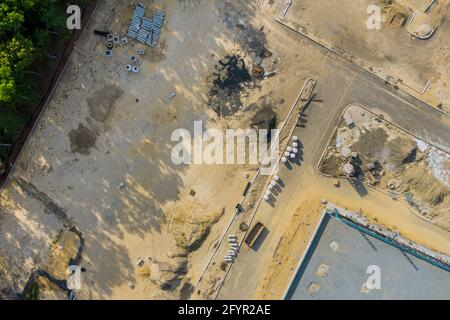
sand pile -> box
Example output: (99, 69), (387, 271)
(171, 208), (225, 252)
(402, 164), (449, 206)
(387, 137), (424, 170)
(147, 258), (189, 291)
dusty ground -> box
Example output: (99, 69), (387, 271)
(0, 0), (316, 299)
(256, 197), (324, 299)
(0, 0), (448, 300)
(320, 105), (450, 230)
(286, 0), (450, 114)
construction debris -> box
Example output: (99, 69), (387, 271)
(207, 54), (252, 116)
(320, 105), (450, 228)
(127, 4), (165, 48)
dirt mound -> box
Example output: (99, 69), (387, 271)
(321, 150), (344, 176)
(251, 105), (277, 130)
(319, 106), (450, 230)
(353, 127), (388, 160)
(387, 137), (422, 170)
(172, 208), (224, 252)
(69, 124), (97, 155)
(402, 164), (449, 206)
(148, 258), (189, 292)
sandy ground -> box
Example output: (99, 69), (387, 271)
(286, 0), (450, 114)
(0, 0), (320, 299)
(0, 0), (448, 300)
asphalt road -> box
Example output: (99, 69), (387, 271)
(217, 52), (450, 299)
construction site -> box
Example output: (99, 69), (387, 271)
(0, 0), (448, 301)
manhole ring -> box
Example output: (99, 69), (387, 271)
(239, 223), (248, 232)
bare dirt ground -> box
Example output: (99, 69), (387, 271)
(0, 0), (318, 299)
(320, 105), (450, 230)
(286, 0), (450, 114)
(0, 0), (448, 300)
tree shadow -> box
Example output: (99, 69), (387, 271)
(0, 0), (272, 299)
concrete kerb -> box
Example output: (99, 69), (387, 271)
(315, 103), (449, 227)
(273, 16), (449, 119)
(0, 1), (100, 194)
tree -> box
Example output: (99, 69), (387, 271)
(0, 35), (35, 103)
(0, 2), (24, 37)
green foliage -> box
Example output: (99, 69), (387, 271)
(0, 34), (36, 103)
(40, 2), (69, 34)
